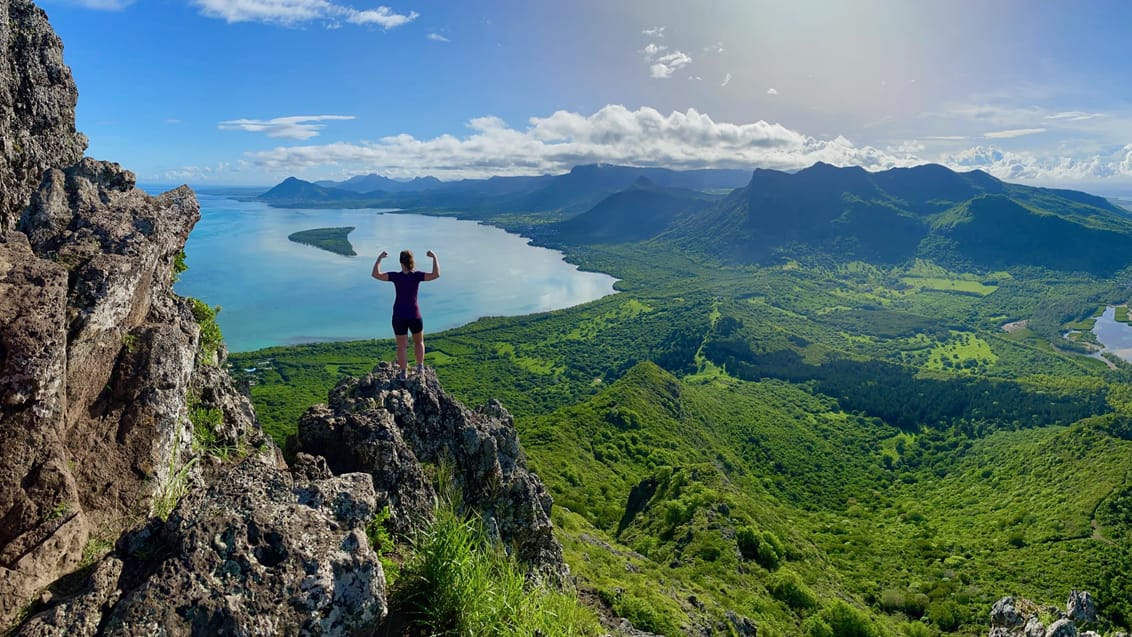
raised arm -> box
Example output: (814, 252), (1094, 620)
(423, 250), (440, 281)
(371, 250), (390, 281)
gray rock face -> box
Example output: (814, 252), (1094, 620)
(1066, 590), (1095, 623)
(297, 362), (568, 581)
(1045, 618), (1078, 637)
(725, 610), (757, 637)
(16, 457), (386, 636)
(1025, 616), (1046, 637)
(0, 157), (206, 627)
(0, 0), (86, 232)
(991, 597), (1024, 629)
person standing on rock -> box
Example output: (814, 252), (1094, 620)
(372, 249), (440, 379)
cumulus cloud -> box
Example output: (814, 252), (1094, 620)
(348, 6), (418, 27)
(426, 32), (449, 42)
(721, 72), (731, 87)
(767, 88), (778, 95)
(242, 105), (922, 179)
(704, 42), (724, 53)
(221, 105), (1132, 186)
(643, 46), (692, 79)
(941, 144), (1132, 182)
(642, 26), (665, 38)
(218, 115), (355, 140)
(983, 127), (1046, 139)
(191, 0), (418, 28)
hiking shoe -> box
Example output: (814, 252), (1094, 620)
(416, 364), (426, 376)
(398, 368), (407, 381)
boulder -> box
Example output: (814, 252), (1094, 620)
(1066, 590), (1095, 624)
(991, 597), (1024, 628)
(1045, 618), (1077, 637)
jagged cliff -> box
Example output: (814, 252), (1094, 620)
(0, 2), (566, 634)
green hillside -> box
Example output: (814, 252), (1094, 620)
(231, 164), (1132, 636)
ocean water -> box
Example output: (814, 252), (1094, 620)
(173, 194), (617, 352)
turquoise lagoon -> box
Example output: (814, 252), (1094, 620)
(174, 193), (617, 352)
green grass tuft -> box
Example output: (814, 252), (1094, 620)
(388, 500), (600, 637)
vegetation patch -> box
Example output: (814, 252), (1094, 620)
(387, 500), (600, 637)
(190, 298), (223, 365)
(900, 276), (998, 296)
(287, 226), (357, 256)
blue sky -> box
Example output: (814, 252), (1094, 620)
(40, 0), (1132, 193)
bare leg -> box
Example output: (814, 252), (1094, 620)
(396, 334), (409, 374)
(412, 331), (425, 368)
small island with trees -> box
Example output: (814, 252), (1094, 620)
(287, 226), (356, 256)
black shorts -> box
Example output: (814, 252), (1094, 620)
(392, 317), (423, 336)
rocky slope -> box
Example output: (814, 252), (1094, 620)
(988, 591), (1128, 637)
(0, 1), (566, 633)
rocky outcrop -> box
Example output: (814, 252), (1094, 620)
(0, 0), (258, 625)
(0, 157), (210, 626)
(989, 592), (1104, 637)
(14, 456), (386, 636)
(296, 362), (568, 581)
(1, 0), (87, 232)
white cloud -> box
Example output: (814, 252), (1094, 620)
(940, 144), (1132, 182)
(767, 88), (778, 95)
(983, 127), (1046, 139)
(191, 1), (418, 28)
(721, 72), (731, 87)
(218, 115), (355, 140)
(53, 0), (133, 8)
(242, 105), (921, 180)
(888, 140), (925, 155)
(1045, 111), (1105, 122)
(642, 26), (665, 38)
(641, 42), (692, 79)
(704, 42), (724, 53)
(689, 76), (702, 81)
(348, 6), (418, 27)
(166, 118), (183, 125)
(214, 105), (1132, 186)
(922, 135), (969, 141)
(427, 32), (449, 42)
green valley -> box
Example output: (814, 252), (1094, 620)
(232, 164), (1132, 636)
